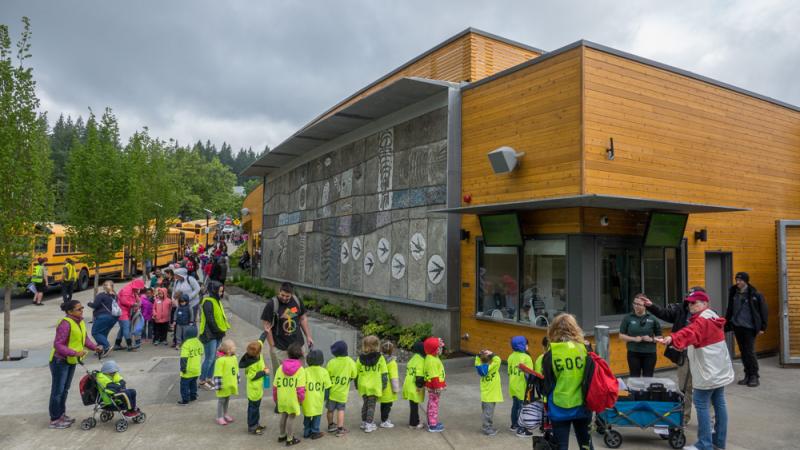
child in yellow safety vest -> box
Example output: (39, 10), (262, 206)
(213, 339), (239, 426)
(423, 336), (446, 432)
(97, 360), (140, 416)
(273, 342), (306, 446)
(475, 349), (503, 436)
(402, 340), (426, 429)
(178, 325), (204, 405)
(239, 339), (269, 435)
(302, 349), (331, 440)
(326, 340), (357, 437)
(356, 335), (388, 433)
(378, 341), (400, 429)
(508, 335), (534, 436)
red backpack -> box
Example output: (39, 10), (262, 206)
(582, 352), (619, 412)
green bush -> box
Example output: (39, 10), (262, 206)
(362, 322), (387, 337)
(397, 322), (433, 350)
(303, 295), (317, 311)
(320, 302), (346, 319)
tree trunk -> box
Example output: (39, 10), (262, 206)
(3, 285), (11, 361)
(93, 262), (100, 296)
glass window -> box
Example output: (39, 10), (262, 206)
(35, 236), (49, 253)
(665, 247), (679, 303)
(643, 247), (666, 307)
(476, 242), (519, 322)
(521, 239), (567, 328)
(600, 247), (641, 316)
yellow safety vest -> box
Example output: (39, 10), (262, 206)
(198, 296), (230, 335)
(32, 265), (44, 283)
(49, 317), (86, 365)
(65, 263), (77, 282)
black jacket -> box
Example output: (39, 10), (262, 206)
(725, 285), (768, 332)
(88, 292), (116, 318)
(646, 301), (691, 364)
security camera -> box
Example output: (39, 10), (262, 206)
(600, 216), (609, 227)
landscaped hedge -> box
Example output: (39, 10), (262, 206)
(230, 274), (431, 350)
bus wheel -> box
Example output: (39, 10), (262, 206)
(78, 269), (90, 291)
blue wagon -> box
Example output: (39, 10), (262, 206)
(595, 378), (686, 449)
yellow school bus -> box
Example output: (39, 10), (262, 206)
(175, 219), (217, 248)
(134, 226), (197, 272)
(30, 224), (126, 291)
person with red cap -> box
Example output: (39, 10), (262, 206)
(656, 290), (733, 450)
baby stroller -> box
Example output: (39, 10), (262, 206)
(518, 369), (558, 450)
(78, 364), (147, 432)
(595, 377), (686, 449)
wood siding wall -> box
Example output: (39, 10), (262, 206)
(582, 47), (800, 354)
(459, 48), (583, 358)
(319, 33), (541, 122)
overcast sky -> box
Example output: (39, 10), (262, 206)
(4, 0), (799, 153)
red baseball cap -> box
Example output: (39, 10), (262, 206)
(685, 291), (710, 303)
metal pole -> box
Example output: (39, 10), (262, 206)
(205, 215), (209, 249)
(595, 325), (610, 362)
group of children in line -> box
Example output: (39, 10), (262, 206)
(127, 287), (194, 348)
(173, 331), (448, 446)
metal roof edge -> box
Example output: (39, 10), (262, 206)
(465, 27), (547, 55)
(581, 40), (800, 114)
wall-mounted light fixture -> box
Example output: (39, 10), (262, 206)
(606, 138), (615, 160)
(600, 215), (609, 227)
(694, 229), (708, 242)
(460, 229), (471, 241)
(488, 146), (525, 174)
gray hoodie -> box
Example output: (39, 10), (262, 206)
(172, 267), (200, 307)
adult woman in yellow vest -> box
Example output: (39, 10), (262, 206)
(32, 257), (48, 305)
(61, 258), (78, 304)
(541, 314), (593, 450)
(198, 280), (230, 390)
(48, 300), (100, 429)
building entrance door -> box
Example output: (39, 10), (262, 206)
(705, 252), (734, 356)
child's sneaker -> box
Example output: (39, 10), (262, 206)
(327, 423), (337, 433)
(335, 427), (348, 437)
(509, 424), (518, 432)
(364, 422), (377, 433)
(428, 423), (445, 432)
(359, 421), (367, 430)
(177, 400), (189, 406)
(249, 425), (265, 435)
(223, 415), (234, 423)
(516, 428), (534, 438)
(216, 418), (227, 426)
(379, 420), (395, 428)
(310, 432), (324, 440)
(285, 437), (301, 446)
(483, 428), (498, 436)
(409, 423), (424, 430)
(48, 418), (70, 429)
(123, 410), (139, 417)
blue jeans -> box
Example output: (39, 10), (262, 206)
(303, 415), (321, 437)
(49, 359), (76, 421)
(511, 397), (522, 428)
(693, 387), (727, 450)
(114, 319), (131, 347)
(91, 314), (117, 350)
(248, 399), (262, 429)
(180, 377), (198, 402)
(201, 339), (218, 380)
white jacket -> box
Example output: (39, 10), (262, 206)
(671, 308), (734, 390)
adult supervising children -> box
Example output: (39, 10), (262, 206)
(261, 282), (313, 372)
(725, 272), (768, 387)
(619, 295), (661, 377)
(198, 281), (230, 390)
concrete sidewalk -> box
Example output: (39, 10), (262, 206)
(1, 282), (799, 449)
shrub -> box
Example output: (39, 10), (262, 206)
(303, 295), (317, 311)
(320, 302), (346, 319)
(361, 322), (388, 337)
(397, 322), (433, 350)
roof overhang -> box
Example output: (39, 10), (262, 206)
(429, 194), (749, 215)
(242, 77), (458, 177)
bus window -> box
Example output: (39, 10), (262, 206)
(35, 236), (49, 253)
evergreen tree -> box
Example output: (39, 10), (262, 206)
(0, 17), (53, 360)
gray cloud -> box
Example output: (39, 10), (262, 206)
(4, 0), (799, 152)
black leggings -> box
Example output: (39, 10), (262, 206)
(380, 402), (392, 423)
(627, 351), (657, 377)
(552, 417), (593, 450)
(153, 322), (169, 342)
(409, 400), (420, 426)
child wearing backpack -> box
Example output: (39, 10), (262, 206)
(356, 335), (388, 433)
(326, 340), (357, 437)
(178, 325), (203, 405)
(239, 339), (269, 435)
(213, 339), (239, 425)
(273, 343), (306, 446)
(174, 294), (193, 346)
(423, 336), (446, 432)
(508, 336), (533, 436)
(378, 341), (400, 428)
(402, 340), (426, 429)
(302, 349), (331, 439)
(475, 349), (503, 436)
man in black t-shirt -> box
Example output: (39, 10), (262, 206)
(260, 282), (313, 372)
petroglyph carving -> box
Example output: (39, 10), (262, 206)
(377, 129), (393, 211)
(427, 254), (445, 284)
(391, 253), (406, 279)
(377, 238), (390, 263)
(410, 233), (426, 261)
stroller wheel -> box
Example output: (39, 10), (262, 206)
(100, 410), (114, 422)
(603, 429), (622, 448)
(668, 431), (686, 449)
(132, 412), (146, 424)
(80, 418), (96, 430)
(115, 418), (128, 432)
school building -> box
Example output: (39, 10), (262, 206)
(243, 28), (800, 374)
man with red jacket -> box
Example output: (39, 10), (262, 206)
(657, 290), (733, 450)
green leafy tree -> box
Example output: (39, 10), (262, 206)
(65, 108), (130, 293)
(0, 18), (53, 360)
